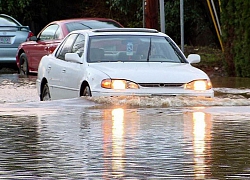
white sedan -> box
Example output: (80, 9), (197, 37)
(36, 28), (214, 101)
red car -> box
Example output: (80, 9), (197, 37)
(16, 18), (123, 75)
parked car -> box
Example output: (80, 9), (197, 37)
(0, 14), (33, 66)
(36, 28), (214, 101)
(16, 18), (123, 75)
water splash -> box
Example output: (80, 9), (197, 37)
(86, 95), (250, 108)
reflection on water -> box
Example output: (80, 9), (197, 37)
(193, 112), (206, 179)
(0, 103), (250, 179)
(183, 110), (212, 179)
(1, 74), (250, 178)
(211, 76), (250, 88)
(0, 115), (43, 179)
(111, 108), (124, 178)
(193, 112), (211, 179)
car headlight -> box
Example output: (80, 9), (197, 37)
(101, 79), (139, 89)
(184, 79), (212, 90)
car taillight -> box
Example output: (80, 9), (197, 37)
(26, 31), (34, 41)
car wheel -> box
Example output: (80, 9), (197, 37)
(82, 85), (92, 96)
(19, 53), (29, 75)
(41, 83), (51, 101)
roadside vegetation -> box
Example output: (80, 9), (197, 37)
(184, 46), (225, 77)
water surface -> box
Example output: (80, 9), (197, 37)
(0, 74), (250, 179)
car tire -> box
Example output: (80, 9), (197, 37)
(19, 53), (29, 75)
(41, 83), (51, 101)
(82, 85), (92, 96)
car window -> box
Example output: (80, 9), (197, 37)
(87, 35), (187, 63)
(54, 27), (62, 39)
(0, 16), (19, 26)
(39, 24), (60, 41)
(72, 34), (85, 57)
(66, 20), (122, 32)
(56, 33), (78, 60)
(82, 20), (122, 28)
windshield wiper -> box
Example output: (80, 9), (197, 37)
(79, 23), (92, 29)
(146, 38), (152, 62)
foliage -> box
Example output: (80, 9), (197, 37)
(0, 0), (215, 45)
(221, 0), (250, 77)
(3, 0), (250, 77)
(220, 0), (235, 76)
(164, 0), (215, 46)
(0, 0), (33, 26)
(107, 0), (143, 27)
(0, 0), (31, 16)
(0, 0), (47, 29)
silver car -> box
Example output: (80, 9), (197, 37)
(0, 14), (33, 65)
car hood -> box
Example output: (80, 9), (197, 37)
(88, 62), (209, 83)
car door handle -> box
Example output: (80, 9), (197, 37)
(62, 69), (66, 73)
(47, 66), (51, 73)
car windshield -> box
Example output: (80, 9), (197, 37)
(87, 35), (187, 63)
(66, 20), (122, 32)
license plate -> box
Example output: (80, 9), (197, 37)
(0, 37), (11, 44)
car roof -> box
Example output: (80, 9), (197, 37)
(49, 18), (123, 27)
(72, 28), (167, 37)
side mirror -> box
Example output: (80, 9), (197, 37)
(65, 53), (82, 64)
(187, 54), (200, 64)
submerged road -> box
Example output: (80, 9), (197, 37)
(0, 73), (250, 179)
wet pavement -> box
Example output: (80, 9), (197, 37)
(0, 73), (250, 179)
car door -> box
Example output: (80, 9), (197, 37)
(61, 34), (85, 98)
(28, 24), (62, 70)
(49, 33), (80, 99)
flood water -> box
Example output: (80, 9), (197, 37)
(1, 74), (250, 179)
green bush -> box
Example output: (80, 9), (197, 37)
(221, 0), (250, 77)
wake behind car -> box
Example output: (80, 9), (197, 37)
(16, 18), (123, 75)
(0, 14), (33, 66)
(36, 28), (214, 101)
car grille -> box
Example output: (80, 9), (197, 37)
(139, 83), (184, 87)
